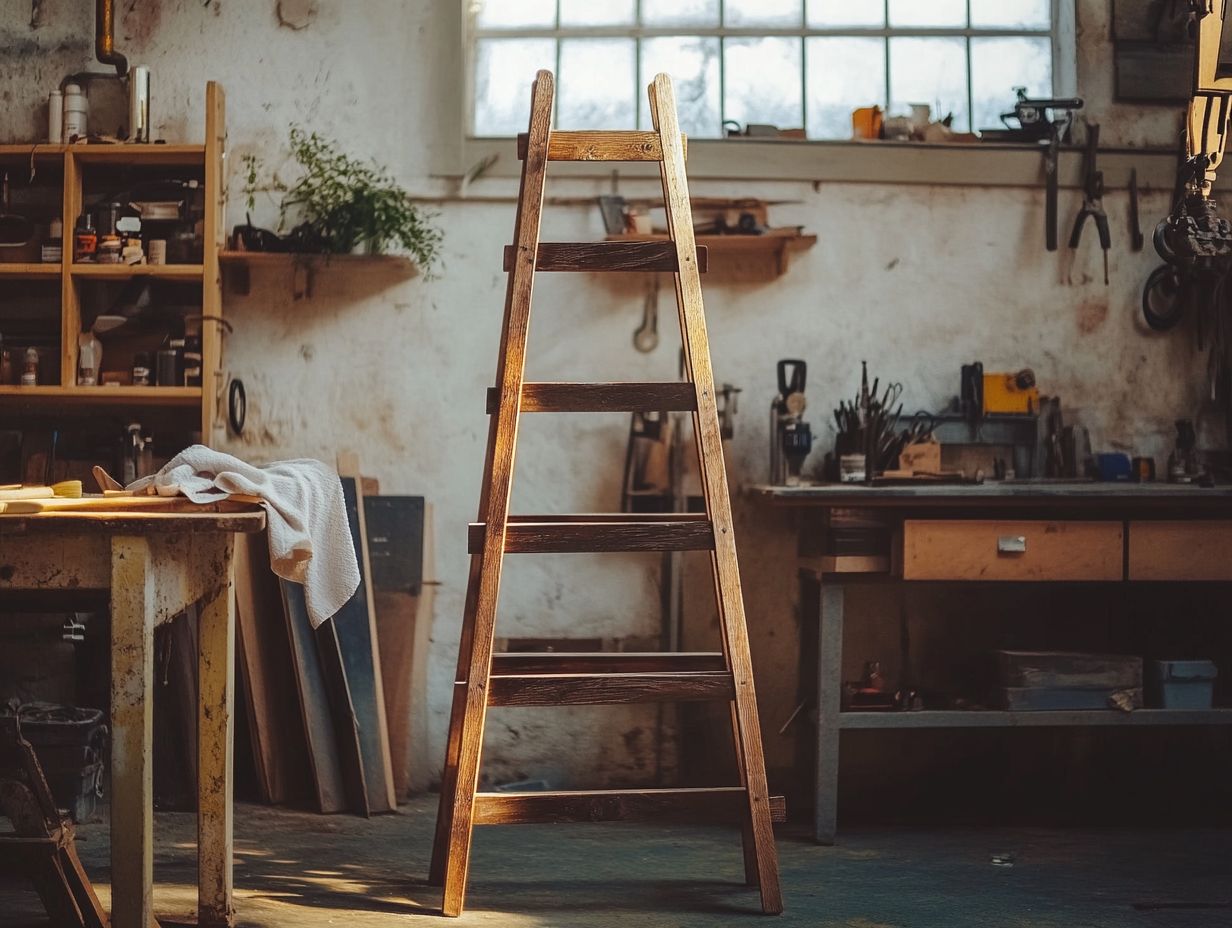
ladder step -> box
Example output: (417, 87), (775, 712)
(479, 671), (735, 706)
(486, 382), (698, 414)
(469, 515), (715, 553)
(517, 130), (687, 162)
(474, 788), (787, 825)
(492, 651), (726, 674)
(503, 242), (708, 273)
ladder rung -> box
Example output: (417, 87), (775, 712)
(492, 651), (726, 674)
(469, 515), (715, 553)
(503, 242), (708, 273)
(479, 671), (734, 706)
(487, 382), (698, 414)
(517, 130), (687, 162)
(474, 788), (787, 825)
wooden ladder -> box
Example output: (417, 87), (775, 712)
(429, 70), (784, 918)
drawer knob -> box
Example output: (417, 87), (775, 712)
(997, 535), (1027, 554)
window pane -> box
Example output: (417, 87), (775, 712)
(474, 38), (556, 135)
(970, 0), (1050, 29)
(640, 37), (721, 136)
(806, 37), (886, 139)
(641, 0), (719, 27)
(560, 0), (634, 27)
(889, 36), (968, 131)
(887, 0), (966, 27)
(724, 37), (804, 128)
(806, 0), (884, 27)
(725, 0), (802, 27)
(971, 37), (1052, 132)
(474, 0), (556, 30)
(558, 39), (637, 129)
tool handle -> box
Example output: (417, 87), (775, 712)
(777, 359), (806, 396)
(1068, 209), (1088, 249)
(1094, 211), (1111, 250)
(1045, 141), (1059, 251)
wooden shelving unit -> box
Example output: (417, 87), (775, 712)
(0, 82), (226, 439)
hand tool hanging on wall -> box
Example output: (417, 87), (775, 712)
(1129, 168), (1145, 251)
(1068, 123), (1111, 285)
(992, 88), (1083, 251)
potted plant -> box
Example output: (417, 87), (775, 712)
(279, 127), (443, 274)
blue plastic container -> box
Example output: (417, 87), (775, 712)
(1148, 660), (1218, 709)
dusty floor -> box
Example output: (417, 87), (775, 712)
(1, 797), (1230, 927)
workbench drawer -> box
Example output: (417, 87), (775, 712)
(901, 520), (1124, 581)
(1128, 521), (1232, 581)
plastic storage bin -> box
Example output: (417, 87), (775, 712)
(1148, 660), (1218, 709)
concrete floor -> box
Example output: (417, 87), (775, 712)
(1, 798), (1230, 927)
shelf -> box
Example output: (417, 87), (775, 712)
(0, 143), (67, 160)
(0, 263), (60, 278)
(70, 263), (204, 280)
(605, 229), (816, 282)
(70, 144), (207, 166)
(0, 385), (201, 406)
(219, 251), (414, 269)
(0, 144), (206, 166)
(219, 250), (416, 298)
(839, 708), (1232, 729)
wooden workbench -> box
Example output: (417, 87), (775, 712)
(750, 482), (1232, 844)
(0, 507), (266, 928)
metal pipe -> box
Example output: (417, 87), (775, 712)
(95, 0), (128, 76)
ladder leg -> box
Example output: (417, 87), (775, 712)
(650, 72), (783, 914)
(429, 552), (482, 885)
(731, 702), (759, 886)
(438, 69), (555, 918)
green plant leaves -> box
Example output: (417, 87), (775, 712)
(279, 126), (443, 274)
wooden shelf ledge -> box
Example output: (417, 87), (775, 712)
(219, 250), (416, 298)
(0, 263), (60, 278)
(0, 385), (202, 406)
(605, 228), (816, 281)
(71, 263), (204, 280)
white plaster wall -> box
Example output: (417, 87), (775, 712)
(0, 0), (1208, 785)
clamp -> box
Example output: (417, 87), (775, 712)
(1068, 123), (1111, 284)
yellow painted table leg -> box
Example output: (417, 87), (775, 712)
(110, 535), (155, 928)
(197, 535), (236, 928)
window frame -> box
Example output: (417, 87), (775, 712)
(432, 0), (1078, 184)
(469, 2), (1069, 139)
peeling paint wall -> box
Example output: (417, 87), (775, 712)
(0, 1), (1210, 788)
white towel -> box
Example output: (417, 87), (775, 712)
(128, 445), (359, 628)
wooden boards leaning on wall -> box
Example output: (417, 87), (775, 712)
(232, 463), (428, 815)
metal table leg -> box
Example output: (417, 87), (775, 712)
(814, 581), (844, 845)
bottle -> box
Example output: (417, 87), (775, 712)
(132, 351), (151, 386)
(21, 347), (39, 387)
(168, 336), (186, 385)
(62, 83), (87, 141)
(48, 90), (63, 144)
(41, 219), (62, 264)
(74, 213), (97, 262)
(183, 335), (202, 387)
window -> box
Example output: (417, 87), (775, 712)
(470, 1), (1059, 140)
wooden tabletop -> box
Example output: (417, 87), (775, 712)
(0, 507), (266, 534)
(746, 482), (1232, 511)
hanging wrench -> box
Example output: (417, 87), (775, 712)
(633, 277), (660, 353)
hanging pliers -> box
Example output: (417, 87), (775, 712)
(1069, 123), (1111, 284)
